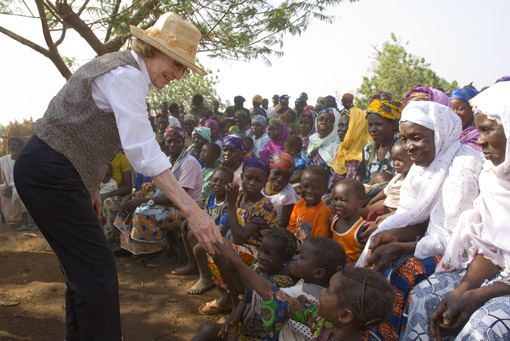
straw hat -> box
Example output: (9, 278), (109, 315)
(130, 12), (207, 76)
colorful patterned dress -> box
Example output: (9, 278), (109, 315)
(360, 134), (400, 183)
(306, 150), (336, 192)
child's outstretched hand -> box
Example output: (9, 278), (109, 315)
(225, 183), (240, 207)
(214, 240), (239, 264)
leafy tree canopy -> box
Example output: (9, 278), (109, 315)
(1, 0), (356, 79)
(355, 33), (458, 109)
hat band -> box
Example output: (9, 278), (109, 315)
(145, 28), (197, 57)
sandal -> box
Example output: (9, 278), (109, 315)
(198, 299), (232, 315)
(146, 256), (175, 268)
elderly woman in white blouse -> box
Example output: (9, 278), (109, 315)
(13, 13), (220, 340)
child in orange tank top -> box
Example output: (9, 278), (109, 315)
(330, 179), (367, 264)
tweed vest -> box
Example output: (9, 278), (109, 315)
(34, 51), (140, 195)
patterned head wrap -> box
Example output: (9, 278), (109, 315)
(404, 87), (434, 107)
(268, 118), (283, 127)
(192, 127), (212, 142)
(450, 88), (479, 103)
(183, 114), (197, 122)
(298, 109), (317, 150)
(295, 98), (306, 106)
(280, 94), (290, 102)
(251, 115), (268, 128)
(164, 126), (186, 141)
(325, 95), (338, 108)
(204, 120), (221, 141)
(366, 100), (401, 120)
(222, 135), (245, 153)
(242, 157), (270, 176)
(270, 153), (295, 176)
(253, 95), (263, 103)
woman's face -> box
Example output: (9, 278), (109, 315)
(164, 135), (184, 158)
(400, 122), (435, 167)
(316, 112), (335, 138)
(299, 116), (313, 136)
(451, 99), (474, 131)
(367, 114), (395, 143)
(206, 123), (217, 140)
(145, 51), (188, 89)
(337, 114), (350, 142)
(183, 120), (195, 136)
(475, 114), (507, 166)
(155, 115), (169, 132)
(192, 134), (207, 149)
(251, 122), (265, 138)
(268, 122), (283, 140)
(222, 145), (241, 166)
(268, 167), (290, 192)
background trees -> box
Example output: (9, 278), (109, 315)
(355, 33), (458, 109)
(1, 0), (356, 79)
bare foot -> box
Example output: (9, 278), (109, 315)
(187, 278), (215, 295)
(171, 263), (198, 275)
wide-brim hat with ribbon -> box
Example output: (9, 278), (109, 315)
(130, 12), (207, 76)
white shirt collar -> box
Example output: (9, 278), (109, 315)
(131, 50), (152, 91)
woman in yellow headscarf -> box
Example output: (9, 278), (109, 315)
(328, 107), (373, 180)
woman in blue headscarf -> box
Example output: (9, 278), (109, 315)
(450, 88), (481, 150)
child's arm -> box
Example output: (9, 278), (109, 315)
(218, 224), (229, 236)
(278, 204), (294, 228)
(225, 183), (260, 245)
(289, 168), (303, 184)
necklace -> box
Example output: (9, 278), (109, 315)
(214, 197), (225, 206)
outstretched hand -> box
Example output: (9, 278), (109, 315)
(188, 209), (224, 254)
(214, 240), (239, 264)
(225, 182), (240, 206)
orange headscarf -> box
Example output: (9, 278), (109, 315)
(328, 108), (373, 175)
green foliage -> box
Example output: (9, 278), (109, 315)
(146, 66), (221, 115)
(355, 34), (458, 109)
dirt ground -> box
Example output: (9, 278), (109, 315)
(0, 221), (227, 341)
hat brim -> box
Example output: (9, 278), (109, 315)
(130, 25), (207, 76)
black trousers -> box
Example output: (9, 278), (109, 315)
(14, 136), (122, 341)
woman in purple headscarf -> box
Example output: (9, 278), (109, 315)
(259, 118), (289, 162)
(404, 87), (452, 108)
(450, 88), (481, 150)
(204, 119), (222, 146)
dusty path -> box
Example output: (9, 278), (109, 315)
(0, 222), (225, 340)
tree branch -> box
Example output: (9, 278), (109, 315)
(104, 0), (122, 42)
(0, 25), (49, 56)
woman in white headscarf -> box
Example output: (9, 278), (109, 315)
(404, 81), (510, 340)
(357, 101), (483, 340)
(305, 108), (341, 191)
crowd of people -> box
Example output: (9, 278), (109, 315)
(2, 11), (509, 340)
(3, 76), (495, 340)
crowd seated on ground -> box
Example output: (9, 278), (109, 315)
(3, 78), (509, 340)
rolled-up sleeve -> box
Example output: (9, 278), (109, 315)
(91, 55), (170, 177)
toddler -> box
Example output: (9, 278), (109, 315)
(193, 228), (296, 340)
(287, 165), (331, 242)
(330, 179), (367, 264)
(215, 240), (395, 341)
(283, 135), (306, 185)
(199, 142), (222, 202)
(263, 153), (300, 228)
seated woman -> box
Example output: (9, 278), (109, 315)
(187, 127), (211, 162)
(404, 81), (510, 340)
(115, 126), (203, 266)
(329, 105), (373, 181)
(306, 108), (341, 192)
(450, 87), (482, 150)
(359, 100), (400, 184)
(221, 135), (244, 185)
(356, 101), (483, 340)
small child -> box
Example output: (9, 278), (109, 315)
(242, 136), (255, 159)
(287, 165), (331, 242)
(278, 237), (347, 340)
(283, 135), (306, 185)
(199, 142), (222, 202)
(330, 179), (367, 264)
(99, 164), (118, 195)
(369, 139), (413, 223)
(188, 127), (211, 163)
(172, 167), (234, 295)
(263, 153), (300, 228)
(193, 228), (297, 340)
(200, 158), (278, 315)
(214, 239), (395, 341)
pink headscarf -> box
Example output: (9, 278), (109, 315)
(259, 118), (288, 162)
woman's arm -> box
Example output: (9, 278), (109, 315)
(152, 169), (221, 253)
(278, 204), (294, 228)
(102, 171), (133, 202)
(430, 255), (505, 339)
